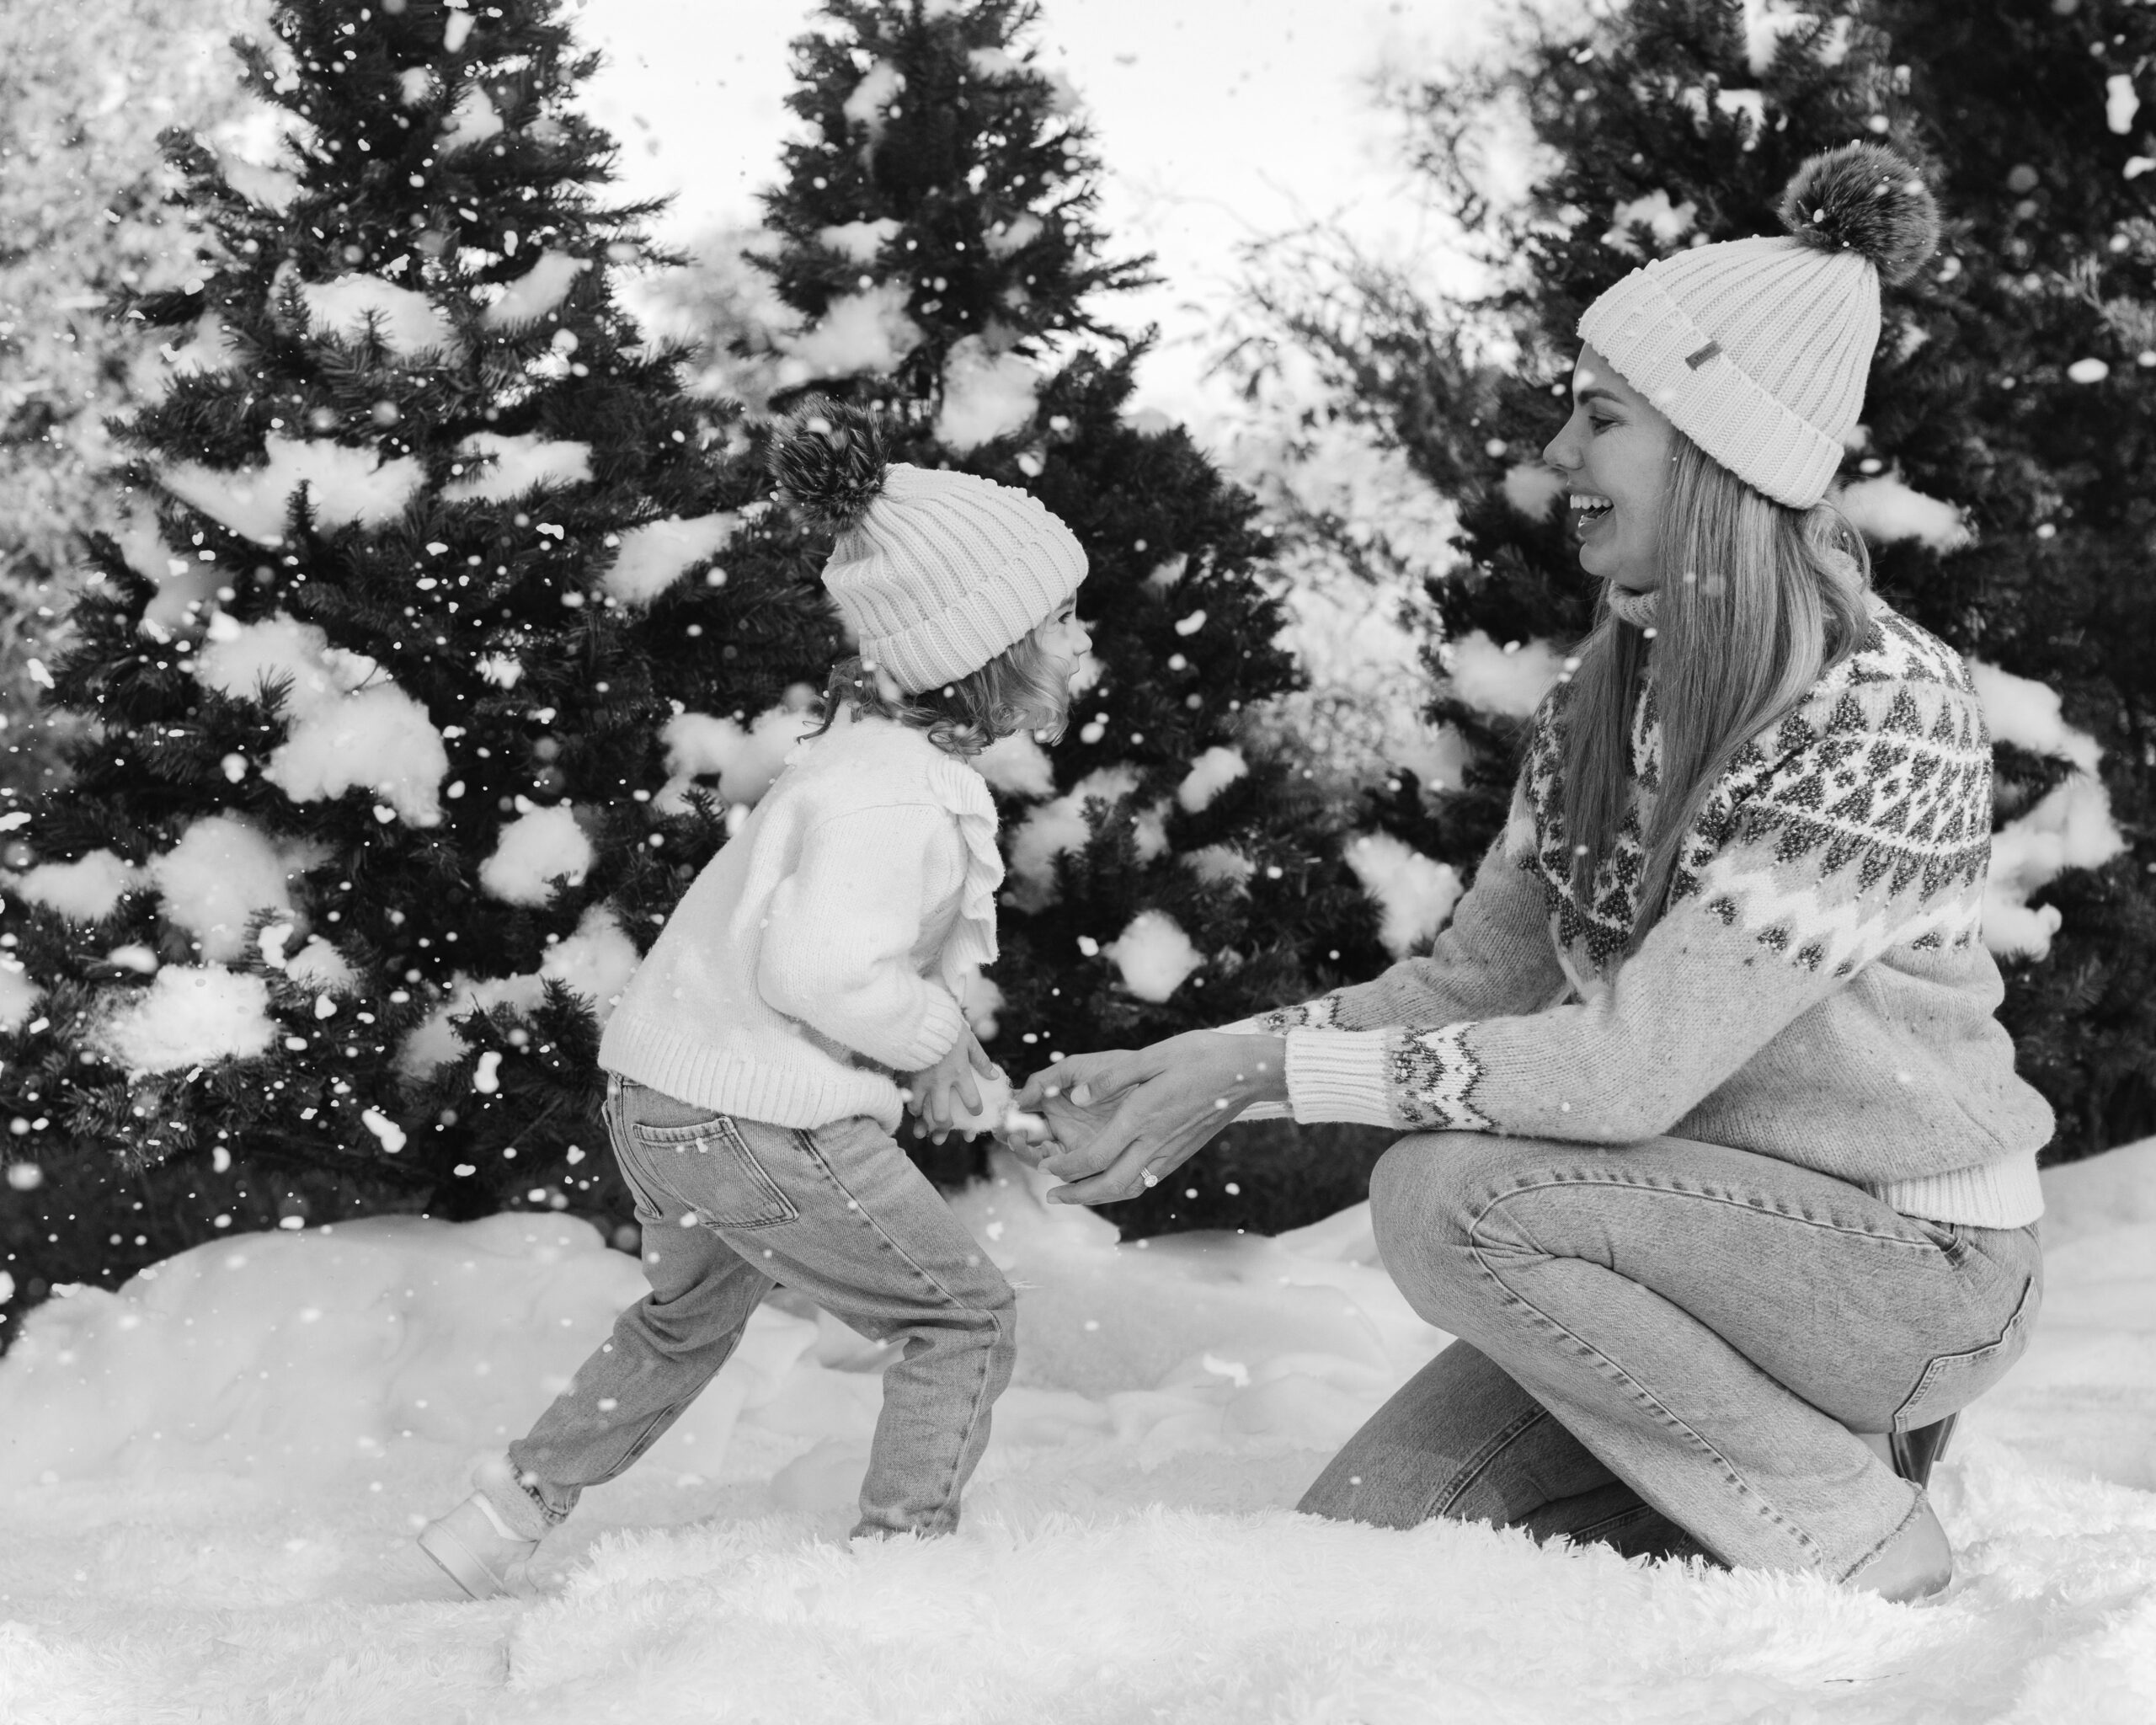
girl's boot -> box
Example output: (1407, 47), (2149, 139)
(418, 1455), (552, 1599)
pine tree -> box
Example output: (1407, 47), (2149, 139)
(0, 0), (271, 786)
(0, 0), (844, 1335)
(1247, 0), (2155, 1160)
(745, 0), (1392, 1226)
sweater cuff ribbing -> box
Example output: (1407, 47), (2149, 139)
(894, 984), (967, 1076)
(1284, 1028), (1397, 1128)
(1872, 1154), (2046, 1229)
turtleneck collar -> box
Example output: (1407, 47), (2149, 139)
(1605, 583), (1660, 632)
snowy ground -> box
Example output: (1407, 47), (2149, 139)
(2, 1140), (2152, 1724)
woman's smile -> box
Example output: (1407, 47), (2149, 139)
(1571, 490), (1615, 537)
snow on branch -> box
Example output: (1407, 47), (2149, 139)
(1006, 764), (1143, 912)
(1964, 661), (2123, 961)
(159, 435), (424, 547)
(776, 281), (921, 385)
(88, 965), (278, 1076)
(10, 850), (144, 922)
(1186, 845), (1256, 891)
(1502, 462), (1566, 520)
(1177, 747), (1247, 814)
(272, 684), (450, 826)
(936, 334), (1040, 451)
(482, 250), (592, 332)
(974, 731), (1055, 799)
(439, 431), (593, 503)
(1445, 631), (1566, 720)
(1969, 661), (2102, 773)
(0, 960), (41, 1033)
(659, 699), (820, 809)
(601, 513), (740, 606)
(195, 615), (450, 826)
(167, 310), (243, 377)
(1345, 833), (1463, 958)
(147, 814), (302, 964)
(984, 214), (1043, 259)
(1834, 474), (1973, 553)
(440, 83), (503, 153)
(1677, 84), (1766, 142)
(478, 805), (594, 906)
(1985, 777), (2127, 962)
(1103, 911), (1203, 1002)
(818, 218), (900, 263)
(1742, 0), (1817, 74)
(842, 61), (904, 139)
(1601, 190), (1697, 258)
(285, 936), (358, 994)
(300, 275), (462, 360)
(397, 905), (639, 1078)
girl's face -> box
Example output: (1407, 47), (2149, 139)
(1035, 598), (1092, 690)
(1540, 344), (1677, 592)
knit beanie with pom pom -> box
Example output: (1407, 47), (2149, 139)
(1578, 142), (1940, 510)
(767, 401), (1086, 694)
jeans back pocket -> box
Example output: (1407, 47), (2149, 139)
(622, 1114), (800, 1231)
(1892, 1272), (2041, 1432)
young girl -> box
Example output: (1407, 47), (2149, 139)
(419, 403), (1090, 1598)
(1020, 146), (2047, 1603)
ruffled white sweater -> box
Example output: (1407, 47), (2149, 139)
(599, 713), (1001, 1132)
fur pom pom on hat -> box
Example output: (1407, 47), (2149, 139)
(1778, 142), (1941, 286)
(1578, 144), (1940, 509)
(768, 398), (891, 531)
(769, 399), (1086, 694)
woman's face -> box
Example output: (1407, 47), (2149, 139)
(1540, 344), (1677, 593)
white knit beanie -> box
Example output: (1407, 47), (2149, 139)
(1578, 144), (1940, 510)
(770, 403), (1086, 693)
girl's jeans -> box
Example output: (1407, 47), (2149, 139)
(1299, 1131), (2042, 1583)
(507, 1078), (1016, 1540)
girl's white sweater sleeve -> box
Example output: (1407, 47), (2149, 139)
(757, 804), (968, 1075)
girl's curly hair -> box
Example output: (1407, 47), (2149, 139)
(810, 627), (1075, 757)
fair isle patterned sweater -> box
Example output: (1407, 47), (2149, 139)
(1243, 601), (2052, 1227)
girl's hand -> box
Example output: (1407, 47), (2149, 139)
(905, 1031), (998, 1143)
(1012, 1032), (1288, 1204)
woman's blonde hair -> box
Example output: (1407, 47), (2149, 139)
(811, 625), (1074, 756)
(1559, 431), (1874, 948)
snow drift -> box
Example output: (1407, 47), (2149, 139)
(0, 1144), (2152, 1722)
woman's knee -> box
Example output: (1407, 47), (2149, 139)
(1369, 1132), (1512, 1306)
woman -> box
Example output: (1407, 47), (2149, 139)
(1014, 145), (2049, 1603)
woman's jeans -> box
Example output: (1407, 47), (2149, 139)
(507, 1078), (1016, 1539)
(1299, 1131), (2042, 1583)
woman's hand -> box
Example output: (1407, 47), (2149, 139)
(1013, 1032), (1288, 1204)
(905, 1030), (996, 1142)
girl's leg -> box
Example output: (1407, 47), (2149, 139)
(506, 1084), (774, 1523)
(1362, 1131), (2041, 1583)
(1299, 1339), (1704, 1562)
(589, 1103), (1015, 1538)
(707, 1113), (1017, 1538)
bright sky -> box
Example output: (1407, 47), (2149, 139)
(569, 0), (1506, 419)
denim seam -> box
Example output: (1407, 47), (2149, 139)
(627, 1117), (798, 1231)
(1566, 1502), (1664, 1544)
(1838, 1484), (1927, 1585)
(1487, 1170), (1952, 1252)
(1426, 1403), (1556, 1522)
(1892, 1273), (2040, 1432)
(1465, 1185), (1828, 1571)
(787, 1127), (1010, 1529)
